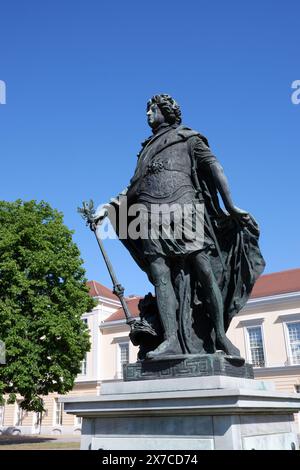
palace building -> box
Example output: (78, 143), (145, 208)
(1, 269), (300, 436)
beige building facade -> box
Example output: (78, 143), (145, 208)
(1, 270), (300, 435)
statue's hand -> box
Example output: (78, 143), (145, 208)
(228, 206), (251, 225)
(93, 204), (109, 226)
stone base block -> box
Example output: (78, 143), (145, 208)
(62, 376), (300, 450)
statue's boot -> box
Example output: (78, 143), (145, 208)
(146, 334), (181, 359)
(216, 335), (240, 357)
(146, 269), (181, 359)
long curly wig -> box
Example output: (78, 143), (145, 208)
(147, 94), (182, 125)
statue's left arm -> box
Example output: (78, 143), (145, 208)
(192, 136), (250, 224)
(210, 162), (250, 223)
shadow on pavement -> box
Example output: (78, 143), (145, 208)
(0, 434), (57, 445)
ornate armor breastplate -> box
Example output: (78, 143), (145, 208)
(128, 127), (196, 204)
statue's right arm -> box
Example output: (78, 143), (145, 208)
(108, 187), (128, 208)
(94, 187), (128, 225)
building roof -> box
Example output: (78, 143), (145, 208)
(104, 297), (142, 322)
(102, 268), (300, 323)
(250, 268), (300, 298)
(86, 280), (119, 302)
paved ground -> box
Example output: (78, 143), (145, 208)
(0, 434), (81, 450)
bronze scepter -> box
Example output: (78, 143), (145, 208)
(78, 200), (136, 326)
(78, 200), (157, 343)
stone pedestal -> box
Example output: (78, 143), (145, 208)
(62, 375), (300, 450)
(123, 353), (254, 381)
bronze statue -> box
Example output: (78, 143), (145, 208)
(94, 94), (265, 361)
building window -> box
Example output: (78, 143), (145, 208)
(74, 415), (82, 426)
(80, 353), (87, 375)
(15, 401), (26, 426)
(246, 326), (265, 367)
(118, 342), (129, 378)
(32, 411), (43, 433)
(286, 322), (300, 365)
(54, 398), (64, 426)
(0, 405), (4, 426)
(295, 385), (300, 394)
(79, 318), (88, 375)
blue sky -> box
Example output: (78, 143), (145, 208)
(0, 0), (299, 296)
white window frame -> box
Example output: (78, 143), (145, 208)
(294, 385), (300, 434)
(53, 398), (64, 426)
(14, 400), (26, 426)
(244, 325), (266, 368)
(0, 405), (4, 426)
(74, 415), (82, 427)
(116, 341), (129, 379)
(32, 410), (42, 434)
(80, 353), (87, 375)
(79, 318), (88, 376)
(284, 320), (300, 365)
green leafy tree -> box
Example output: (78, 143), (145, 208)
(0, 200), (95, 411)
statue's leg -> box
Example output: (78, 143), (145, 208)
(192, 251), (239, 356)
(146, 256), (181, 359)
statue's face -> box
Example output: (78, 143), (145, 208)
(146, 103), (165, 129)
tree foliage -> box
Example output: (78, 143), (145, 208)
(0, 200), (95, 411)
